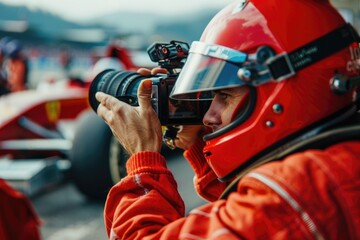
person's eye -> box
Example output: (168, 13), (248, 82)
(217, 92), (229, 100)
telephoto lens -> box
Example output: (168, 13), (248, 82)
(88, 41), (210, 126)
(88, 69), (147, 112)
(89, 68), (210, 126)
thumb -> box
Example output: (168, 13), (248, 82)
(137, 79), (153, 109)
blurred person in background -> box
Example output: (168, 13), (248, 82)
(104, 41), (137, 71)
(95, 0), (360, 239)
(58, 44), (76, 82)
(87, 41), (136, 84)
(0, 179), (41, 240)
(5, 39), (29, 92)
(85, 42), (129, 89)
(0, 37), (40, 239)
(0, 36), (11, 95)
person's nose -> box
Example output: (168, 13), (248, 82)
(203, 100), (221, 128)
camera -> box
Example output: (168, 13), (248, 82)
(88, 40), (210, 126)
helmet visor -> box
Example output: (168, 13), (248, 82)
(170, 41), (249, 100)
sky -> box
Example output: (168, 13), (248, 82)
(0, 0), (235, 22)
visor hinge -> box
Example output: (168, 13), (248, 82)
(237, 67), (257, 82)
(237, 46), (279, 86)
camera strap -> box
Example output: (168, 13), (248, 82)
(267, 23), (360, 81)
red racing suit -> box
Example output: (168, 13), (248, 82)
(104, 138), (360, 239)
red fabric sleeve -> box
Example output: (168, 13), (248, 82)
(183, 137), (228, 202)
(104, 151), (185, 239)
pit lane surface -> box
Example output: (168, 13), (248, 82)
(31, 149), (207, 240)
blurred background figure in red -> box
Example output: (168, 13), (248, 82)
(104, 41), (137, 71)
(0, 179), (41, 240)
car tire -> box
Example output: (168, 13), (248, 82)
(70, 110), (129, 201)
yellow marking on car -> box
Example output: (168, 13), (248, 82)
(45, 101), (61, 122)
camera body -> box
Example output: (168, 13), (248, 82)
(88, 40), (210, 126)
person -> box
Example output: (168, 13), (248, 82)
(0, 36), (11, 95)
(104, 41), (138, 70)
(58, 45), (73, 80)
(5, 39), (29, 92)
(0, 179), (41, 239)
(95, 0), (360, 239)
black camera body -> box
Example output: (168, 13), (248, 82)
(88, 40), (209, 126)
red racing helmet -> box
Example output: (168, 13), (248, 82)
(170, 0), (360, 180)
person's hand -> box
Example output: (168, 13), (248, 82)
(96, 79), (163, 155)
(137, 67), (207, 151)
(174, 125), (205, 150)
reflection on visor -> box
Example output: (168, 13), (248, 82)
(170, 42), (250, 100)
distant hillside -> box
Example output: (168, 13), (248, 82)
(88, 9), (219, 45)
(155, 10), (219, 43)
(0, 3), (89, 38)
(0, 3), (219, 49)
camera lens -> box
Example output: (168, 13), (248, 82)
(88, 69), (147, 112)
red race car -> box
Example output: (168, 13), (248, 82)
(0, 43), (153, 200)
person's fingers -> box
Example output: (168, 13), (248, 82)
(151, 67), (167, 75)
(137, 67), (167, 77)
(95, 88), (162, 154)
(95, 92), (120, 110)
(137, 79), (153, 110)
(137, 68), (151, 76)
(95, 92), (126, 123)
